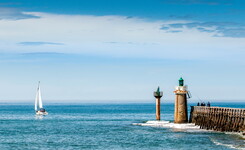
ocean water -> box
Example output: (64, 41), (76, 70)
(0, 102), (244, 150)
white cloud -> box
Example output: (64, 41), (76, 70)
(0, 12), (244, 60)
(0, 11), (245, 101)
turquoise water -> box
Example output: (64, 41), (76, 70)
(0, 103), (244, 150)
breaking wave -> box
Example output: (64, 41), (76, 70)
(211, 137), (245, 150)
(133, 120), (202, 131)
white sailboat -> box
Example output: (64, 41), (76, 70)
(35, 82), (48, 115)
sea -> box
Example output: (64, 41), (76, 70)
(0, 102), (244, 150)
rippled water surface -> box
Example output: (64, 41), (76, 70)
(0, 103), (244, 150)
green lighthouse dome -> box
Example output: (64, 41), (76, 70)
(179, 77), (184, 86)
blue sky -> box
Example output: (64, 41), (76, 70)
(0, 0), (244, 102)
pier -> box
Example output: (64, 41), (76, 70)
(190, 106), (245, 132)
(151, 77), (245, 133)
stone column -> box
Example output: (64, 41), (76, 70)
(174, 92), (188, 123)
(154, 87), (163, 121)
(155, 97), (161, 120)
(174, 77), (189, 123)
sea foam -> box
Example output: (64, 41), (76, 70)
(133, 120), (201, 131)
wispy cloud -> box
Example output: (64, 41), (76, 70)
(21, 52), (64, 56)
(0, 12), (244, 61)
(18, 42), (64, 46)
(0, 7), (39, 20)
(160, 26), (170, 30)
(161, 22), (245, 38)
(167, 30), (183, 33)
(168, 14), (195, 19)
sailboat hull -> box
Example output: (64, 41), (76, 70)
(36, 111), (48, 115)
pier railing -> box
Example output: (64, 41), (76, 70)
(190, 106), (245, 132)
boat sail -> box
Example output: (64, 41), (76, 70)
(35, 82), (48, 115)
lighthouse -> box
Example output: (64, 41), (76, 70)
(154, 87), (163, 120)
(174, 77), (190, 123)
